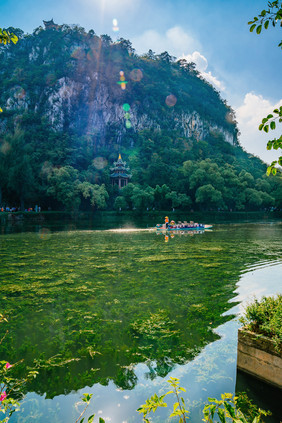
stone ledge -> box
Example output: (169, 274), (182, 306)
(237, 328), (282, 389)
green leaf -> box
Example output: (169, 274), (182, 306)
(262, 117), (268, 124)
(224, 401), (235, 417)
(267, 114), (273, 119)
(263, 125), (269, 133)
(264, 20), (269, 29)
(266, 166), (272, 176)
(250, 24), (256, 32)
(270, 121), (276, 130)
(99, 419), (105, 423)
(266, 141), (273, 150)
(258, 123), (264, 130)
(217, 408), (226, 423)
(256, 25), (262, 34)
(278, 156), (282, 166)
(272, 167), (277, 175)
(88, 415), (95, 423)
(79, 419), (84, 423)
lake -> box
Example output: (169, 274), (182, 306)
(0, 214), (281, 422)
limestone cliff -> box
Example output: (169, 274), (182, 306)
(0, 24), (238, 147)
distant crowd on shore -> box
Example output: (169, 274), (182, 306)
(0, 205), (41, 212)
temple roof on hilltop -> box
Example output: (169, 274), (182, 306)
(43, 19), (60, 29)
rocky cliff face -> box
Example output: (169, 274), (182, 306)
(0, 25), (238, 147)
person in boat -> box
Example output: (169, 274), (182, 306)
(165, 216), (169, 228)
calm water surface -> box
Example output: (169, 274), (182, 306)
(0, 218), (281, 422)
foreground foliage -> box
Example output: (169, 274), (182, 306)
(248, 1), (282, 175)
(138, 377), (269, 423)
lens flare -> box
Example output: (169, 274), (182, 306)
(0, 141), (11, 155)
(165, 94), (177, 107)
(38, 228), (51, 240)
(129, 68), (143, 82)
(45, 73), (57, 86)
(112, 18), (119, 32)
(14, 86), (26, 100)
(93, 157), (108, 170)
(71, 47), (85, 60)
(122, 103), (130, 112)
(125, 120), (132, 129)
(118, 71), (128, 90)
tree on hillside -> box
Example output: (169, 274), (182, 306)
(3, 130), (35, 210)
(248, 1), (282, 174)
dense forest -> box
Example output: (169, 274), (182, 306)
(0, 22), (282, 211)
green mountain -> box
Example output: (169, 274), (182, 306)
(0, 22), (281, 211)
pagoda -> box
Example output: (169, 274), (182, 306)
(43, 19), (60, 30)
(110, 154), (131, 188)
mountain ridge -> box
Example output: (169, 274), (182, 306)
(0, 22), (281, 211)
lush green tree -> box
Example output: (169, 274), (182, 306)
(47, 166), (81, 210)
(4, 130), (35, 210)
(131, 186), (154, 210)
(114, 195), (127, 210)
(120, 183), (136, 209)
(165, 191), (192, 210)
(78, 181), (109, 209)
(245, 188), (263, 209)
(154, 184), (170, 209)
(195, 184), (224, 210)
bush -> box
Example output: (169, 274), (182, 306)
(240, 294), (282, 352)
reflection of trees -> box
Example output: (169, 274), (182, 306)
(1, 226), (279, 397)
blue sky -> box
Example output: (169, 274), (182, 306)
(1, 0), (282, 163)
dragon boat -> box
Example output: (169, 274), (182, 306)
(156, 222), (212, 231)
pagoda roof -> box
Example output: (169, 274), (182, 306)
(110, 172), (131, 178)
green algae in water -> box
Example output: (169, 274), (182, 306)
(0, 224), (281, 402)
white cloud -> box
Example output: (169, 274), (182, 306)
(132, 26), (201, 58)
(179, 51), (225, 91)
(180, 51), (208, 72)
(133, 29), (224, 91)
(236, 92), (282, 164)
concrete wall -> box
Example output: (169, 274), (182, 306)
(237, 328), (282, 389)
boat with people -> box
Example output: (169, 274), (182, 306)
(156, 218), (212, 232)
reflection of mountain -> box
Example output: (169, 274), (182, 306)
(0, 224), (280, 397)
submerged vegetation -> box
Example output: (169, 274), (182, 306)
(0, 222), (281, 422)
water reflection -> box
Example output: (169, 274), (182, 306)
(0, 222), (281, 422)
